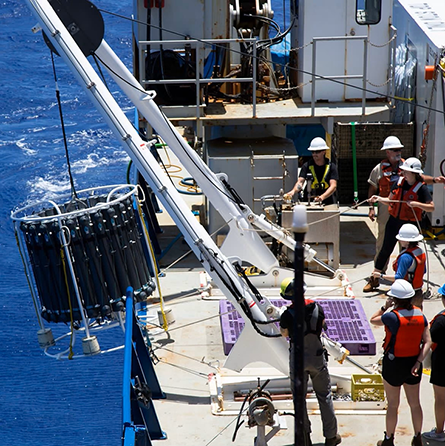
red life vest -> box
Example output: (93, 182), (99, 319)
(388, 177), (423, 222)
(392, 246), (426, 290)
(378, 159), (403, 198)
(430, 309), (445, 352)
(383, 307), (425, 357)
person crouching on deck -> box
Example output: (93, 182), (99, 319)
(371, 223), (426, 309)
(370, 279), (431, 446)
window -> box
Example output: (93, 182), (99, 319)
(356, 0), (382, 25)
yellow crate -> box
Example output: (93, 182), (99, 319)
(351, 374), (385, 402)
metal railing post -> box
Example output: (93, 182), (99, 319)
(196, 42), (200, 119)
(362, 39), (368, 115)
(252, 42), (257, 118)
(311, 39), (317, 117)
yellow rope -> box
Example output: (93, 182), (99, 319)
(135, 198), (168, 330)
(60, 247), (75, 359)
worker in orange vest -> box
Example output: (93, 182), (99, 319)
(371, 224), (425, 308)
(365, 157), (434, 292)
(370, 279), (431, 446)
(365, 137), (443, 293)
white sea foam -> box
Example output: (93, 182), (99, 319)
(71, 152), (129, 174)
(27, 177), (72, 202)
(16, 138), (37, 155)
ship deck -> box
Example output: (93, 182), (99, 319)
(143, 186), (444, 446)
(163, 98), (391, 126)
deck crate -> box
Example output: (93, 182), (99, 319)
(351, 374), (385, 402)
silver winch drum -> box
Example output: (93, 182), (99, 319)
(11, 184), (155, 324)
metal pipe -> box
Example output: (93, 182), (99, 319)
(253, 43), (257, 118)
(292, 205), (307, 446)
(311, 40), (316, 116)
(362, 39), (368, 115)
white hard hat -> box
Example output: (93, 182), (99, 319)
(308, 137), (329, 152)
(387, 279), (415, 299)
(400, 157), (423, 174)
(396, 223), (424, 242)
(381, 136), (404, 151)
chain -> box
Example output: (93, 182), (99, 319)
(257, 80), (311, 93)
(368, 34), (397, 48)
(290, 41), (312, 52)
(367, 77), (393, 88)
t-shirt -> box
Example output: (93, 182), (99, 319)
(431, 312), (445, 357)
(279, 300), (325, 341)
(298, 158), (339, 205)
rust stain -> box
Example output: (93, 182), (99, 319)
(396, 425), (410, 436)
(338, 431), (355, 438)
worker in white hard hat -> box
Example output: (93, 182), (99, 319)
(285, 137), (339, 205)
(279, 278), (342, 446)
(365, 136), (443, 292)
(371, 223), (426, 308)
(370, 279), (431, 446)
(364, 155), (436, 292)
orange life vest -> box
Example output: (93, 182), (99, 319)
(430, 309), (445, 352)
(383, 307), (425, 357)
(378, 159), (403, 198)
(392, 246), (426, 290)
(388, 178), (423, 222)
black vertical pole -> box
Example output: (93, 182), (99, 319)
(292, 205), (307, 446)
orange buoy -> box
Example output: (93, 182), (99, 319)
(425, 65), (436, 80)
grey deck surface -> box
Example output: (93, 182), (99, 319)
(145, 205), (444, 446)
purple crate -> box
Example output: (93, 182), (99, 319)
(219, 299), (375, 356)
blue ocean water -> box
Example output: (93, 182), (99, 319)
(0, 1), (286, 445)
(0, 2), (132, 445)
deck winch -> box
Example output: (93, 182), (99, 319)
(12, 185), (155, 326)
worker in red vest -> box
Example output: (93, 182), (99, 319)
(371, 223), (425, 308)
(423, 285), (445, 442)
(365, 157), (434, 292)
(279, 278), (341, 446)
(370, 279), (431, 446)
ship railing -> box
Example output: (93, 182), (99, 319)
(311, 35), (368, 116)
(137, 38), (257, 119)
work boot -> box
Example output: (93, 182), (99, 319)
(325, 433), (341, 446)
(412, 433), (422, 446)
(377, 432), (394, 446)
(363, 276), (380, 292)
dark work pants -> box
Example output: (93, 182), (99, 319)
(289, 337), (338, 439)
(374, 215), (411, 271)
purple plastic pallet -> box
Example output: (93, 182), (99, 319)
(219, 299), (376, 356)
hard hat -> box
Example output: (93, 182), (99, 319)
(400, 157), (423, 174)
(381, 136), (404, 151)
(438, 284), (445, 296)
(396, 223), (424, 242)
(307, 137), (329, 152)
(280, 278), (307, 298)
(387, 279), (415, 299)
